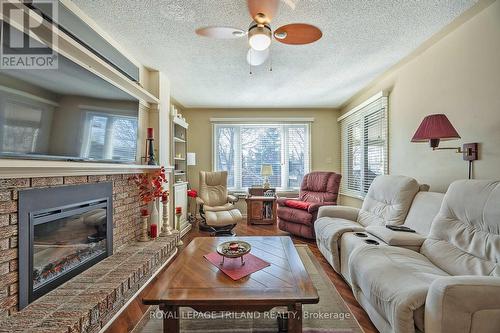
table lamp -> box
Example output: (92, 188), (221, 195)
(261, 164), (273, 189)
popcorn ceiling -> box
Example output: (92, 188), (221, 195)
(71, 0), (476, 108)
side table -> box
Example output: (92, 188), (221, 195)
(245, 195), (277, 225)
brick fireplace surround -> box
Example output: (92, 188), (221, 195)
(0, 174), (179, 332)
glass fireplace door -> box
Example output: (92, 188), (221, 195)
(31, 200), (108, 296)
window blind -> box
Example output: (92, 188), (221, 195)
(213, 123), (311, 191)
(83, 112), (138, 162)
(340, 93), (388, 198)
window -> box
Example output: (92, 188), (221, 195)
(1, 100), (44, 153)
(340, 93), (388, 198)
(213, 122), (310, 191)
(83, 112), (138, 162)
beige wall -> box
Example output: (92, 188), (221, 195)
(182, 108), (340, 212)
(339, 0), (500, 207)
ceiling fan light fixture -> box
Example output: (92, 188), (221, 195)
(248, 25), (272, 51)
(247, 47), (270, 66)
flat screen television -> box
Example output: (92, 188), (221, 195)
(0, 28), (140, 163)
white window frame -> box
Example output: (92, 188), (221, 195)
(81, 110), (138, 161)
(211, 120), (312, 192)
(339, 92), (389, 199)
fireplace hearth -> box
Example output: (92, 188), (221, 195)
(19, 183), (113, 309)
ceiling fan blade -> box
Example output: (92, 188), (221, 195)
(247, 48), (270, 66)
(274, 23), (322, 45)
(195, 26), (246, 39)
(247, 0), (279, 24)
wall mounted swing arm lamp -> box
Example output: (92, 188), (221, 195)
(429, 138), (478, 158)
(411, 114), (479, 179)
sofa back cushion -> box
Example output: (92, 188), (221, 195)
(199, 171), (228, 207)
(299, 172), (341, 203)
(421, 180), (500, 277)
(404, 191), (445, 236)
(357, 175), (420, 227)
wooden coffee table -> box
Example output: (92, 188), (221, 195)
(143, 236), (319, 333)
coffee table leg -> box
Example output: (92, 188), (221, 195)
(159, 304), (179, 333)
(288, 302), (302, 333)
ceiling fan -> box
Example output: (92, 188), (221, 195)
(195, 0), (322, 68)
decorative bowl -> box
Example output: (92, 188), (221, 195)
(216, 241), (251, 265)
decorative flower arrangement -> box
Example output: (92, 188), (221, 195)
(130, 167), (168, 208)
(187, 189), (198, 198)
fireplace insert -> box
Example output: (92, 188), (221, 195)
(19, 183), (112, 309)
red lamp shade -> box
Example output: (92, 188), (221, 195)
(411, 114), (460, 148)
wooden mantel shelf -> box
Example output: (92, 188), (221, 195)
(0, 159), (174, 179)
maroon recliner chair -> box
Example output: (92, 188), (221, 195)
(277, 171), (341, 239)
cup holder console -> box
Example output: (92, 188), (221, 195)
(354, 232), (368, 238)
(364, 239), (380, 245)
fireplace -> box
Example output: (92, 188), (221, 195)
(18, 183), (113, 309)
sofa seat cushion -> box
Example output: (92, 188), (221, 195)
(349, 245), (449, 333)
(203, 203), (234, 212)
(205, 209), (242, 226)
(314, 217), (365, 272)
(284, 200), (312, 210)
(339, 232), (387, 285)
(277, 206), (313, 225)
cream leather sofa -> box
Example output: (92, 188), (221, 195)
(315, 175), (437, 277)
(349, 179), (500, 333)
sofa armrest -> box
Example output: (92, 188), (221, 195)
(227, 194), (238, 203)
(317, 205), (359, 221)
(365, 226), (426, 249)
(277, 197), (298, 207)
(425, 276), (500, 333)
(308, 202), (336, 213)
(196, 197), (205, 206)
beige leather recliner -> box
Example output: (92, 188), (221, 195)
(196, 171), (242, 235)
(349, 179), (500, 333)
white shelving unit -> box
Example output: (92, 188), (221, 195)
(171, 109), (189, 234)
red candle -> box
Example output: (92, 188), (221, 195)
(150, 224), (158, 238)
(147, 127), (154, 140)
(175, 206), (182, 215)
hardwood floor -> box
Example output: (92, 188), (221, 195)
(182, 220), (379, 333)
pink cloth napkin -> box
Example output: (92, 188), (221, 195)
(204, 252), (270, 280)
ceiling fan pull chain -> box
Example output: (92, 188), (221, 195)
(269, 44), (273, 72)
(249, 50), (252, 74)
